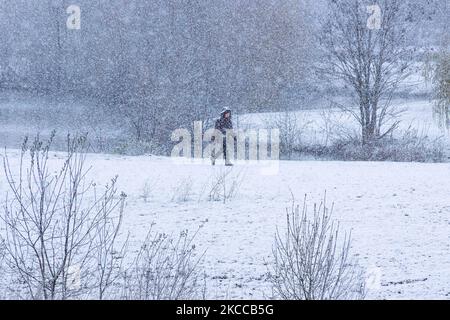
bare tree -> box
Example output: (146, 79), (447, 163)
(425, 39), (450, 129)
(270, 195), (366, 300)
(1, 133), (127, 299)
(318, 0), (413, 145)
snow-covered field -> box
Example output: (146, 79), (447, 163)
(2, 149), (449, 299)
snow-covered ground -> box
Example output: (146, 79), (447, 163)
(2, 149), (449, 299)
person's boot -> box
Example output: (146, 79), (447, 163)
(225, 159), (233, 166)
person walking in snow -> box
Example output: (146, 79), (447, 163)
(211, 107), (235, 166)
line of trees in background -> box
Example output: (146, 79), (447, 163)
(0, 0), (447, 154)
(0, 0), (317, 152)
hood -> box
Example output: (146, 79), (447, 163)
(220, 107), (231, 118)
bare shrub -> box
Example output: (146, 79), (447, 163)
(370, 128), (444, 162)
(270, 195), (366, 300)
(121, 226), (205, 300)
(1, 133), (127, 299)
(141, 179), (152, 203)
(325, 127), (444, 162)
(266, 111), (312, 160)
(207, 168), (245, 203)
(0, 239), (7, 299)
(298, 115), (445, 162)
(171, 177), (194, 203)
(318, 104), (359, 147)
(140, 177), (158, 203)
(113, 136), (164, 156)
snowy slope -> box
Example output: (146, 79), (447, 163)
(1, 150), (450, 299)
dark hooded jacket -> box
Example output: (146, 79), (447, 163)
(215, 107), (233, 135)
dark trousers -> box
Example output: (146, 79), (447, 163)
(222, 139), (228, 160)
(211, 137), (229, 161)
